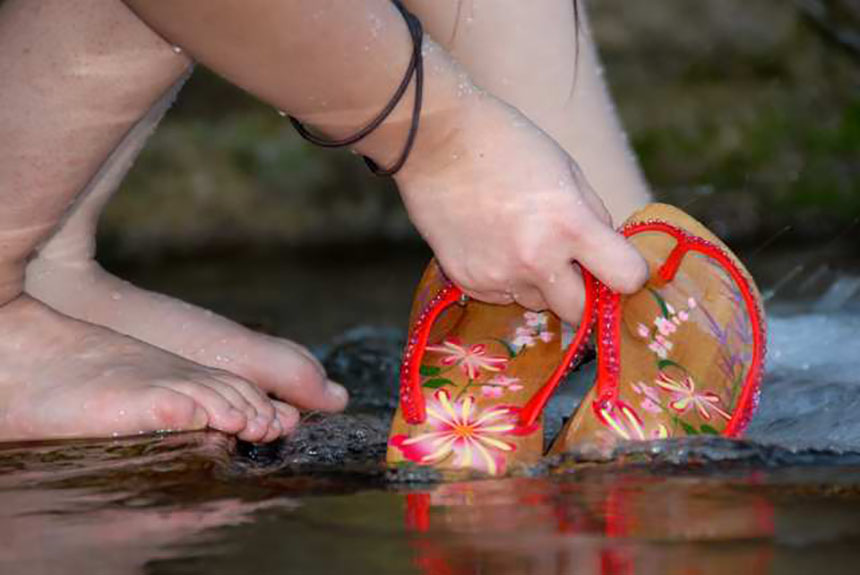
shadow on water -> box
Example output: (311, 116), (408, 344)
(3, 241), (860, 574)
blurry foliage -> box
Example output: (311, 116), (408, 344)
(102, 0), (859, 257)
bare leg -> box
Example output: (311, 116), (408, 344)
(24, 33), (348, 417)
(0, 0), (294, 441)
(117, 0), (648, 325)
(404, 0), (651, 223)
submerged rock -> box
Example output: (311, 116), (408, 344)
(320, 326), (403, 413)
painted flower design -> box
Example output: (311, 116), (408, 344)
(655, 371), (731, 421)
(426, 338), (508, 379)
(638, 295), (697, 359)
(481, 374), (524, 398)
(510, 311), (555, 351)
(524, 311), (549, 329)
(631, 381), (664, 414)
(389, 389), (518, 475)
(596, 399), (669, 441)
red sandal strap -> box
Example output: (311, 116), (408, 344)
(592, 220), (766, 437)
(517, 269), (597, 430)
(399, 270), (598, 427)
(399, 284), (462, 424)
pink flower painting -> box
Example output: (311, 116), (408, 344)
(390, 389), (518, 475)
(426, 338), (508, 380)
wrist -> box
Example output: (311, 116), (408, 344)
(350, 38), (482, 180)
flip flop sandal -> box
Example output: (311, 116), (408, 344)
(387, 261), (597, 476)
(549, 203), (766, 454)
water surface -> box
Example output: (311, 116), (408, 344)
(3, 243), (860, 575)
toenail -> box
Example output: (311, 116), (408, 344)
(326, 381), (349, 402)
(192, 407), (209, 428)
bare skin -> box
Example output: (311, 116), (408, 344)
(24, 64), (348, 418)
(403, 0), (651, 224)
(121, 0), (648, 324)
(0, 0), (303, 442)
(8, 0), (647, 442)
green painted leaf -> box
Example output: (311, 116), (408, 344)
(700, 424), (720, 435)
(423, 378), (454, 389)
(492, 338), (519, 359)
(419, 365), (441, 376)
(657, 359), (685, 372)
(647, 287), (670, 318)
(679, 420), (699, 435)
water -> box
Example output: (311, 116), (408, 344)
(2, 244), (860, 574)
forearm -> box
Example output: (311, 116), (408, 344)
(122, 0), (473, 172)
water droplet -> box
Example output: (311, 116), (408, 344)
(110, 292), (122, 301)
(277, 109), (287, 117)
(172, 45), (183, 54)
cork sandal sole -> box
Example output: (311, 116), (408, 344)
(550, 203), (766, 454)
(387, 261), (595, 476)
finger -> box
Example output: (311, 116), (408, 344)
(566, 214), (648, 294)
(460, 287), (515, 306)
(509, 285), (549, 312)
(537, 263), (586, 325)
(569, 159), (612, 226)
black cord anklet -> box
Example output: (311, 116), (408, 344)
(288, 0), (424, 177)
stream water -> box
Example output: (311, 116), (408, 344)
(2, 242), (859, 575)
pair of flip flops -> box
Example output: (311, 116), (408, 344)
(387, 204), (765, 475)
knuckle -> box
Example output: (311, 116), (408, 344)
(512, 240), (544, 273)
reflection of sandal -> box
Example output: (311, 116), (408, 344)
(387, 261), (596, 476)
(550, 203), (766, 453)
(404, 475), (775, 575)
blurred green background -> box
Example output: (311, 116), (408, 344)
(102, 0), (859, 261)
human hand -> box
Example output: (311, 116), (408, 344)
(394, 93), (648, 324)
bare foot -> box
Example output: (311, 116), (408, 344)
(0, 295), (296, 442)
(25, 259), (349, 415)
(20, 58), (348, 419)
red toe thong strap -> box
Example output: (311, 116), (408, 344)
(399, 284), (462, 424)
(591, 220), (766, 437)
(399, 272), (599, 427)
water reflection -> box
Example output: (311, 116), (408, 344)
(404, 473), (775, 575)
(0, 433), (295, 575)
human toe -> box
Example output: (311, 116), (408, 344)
(155, 379), (247, 434)
(144, 388), (210, 433)
(273, 401), (301, 434)
(242, 339), (348, 412)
